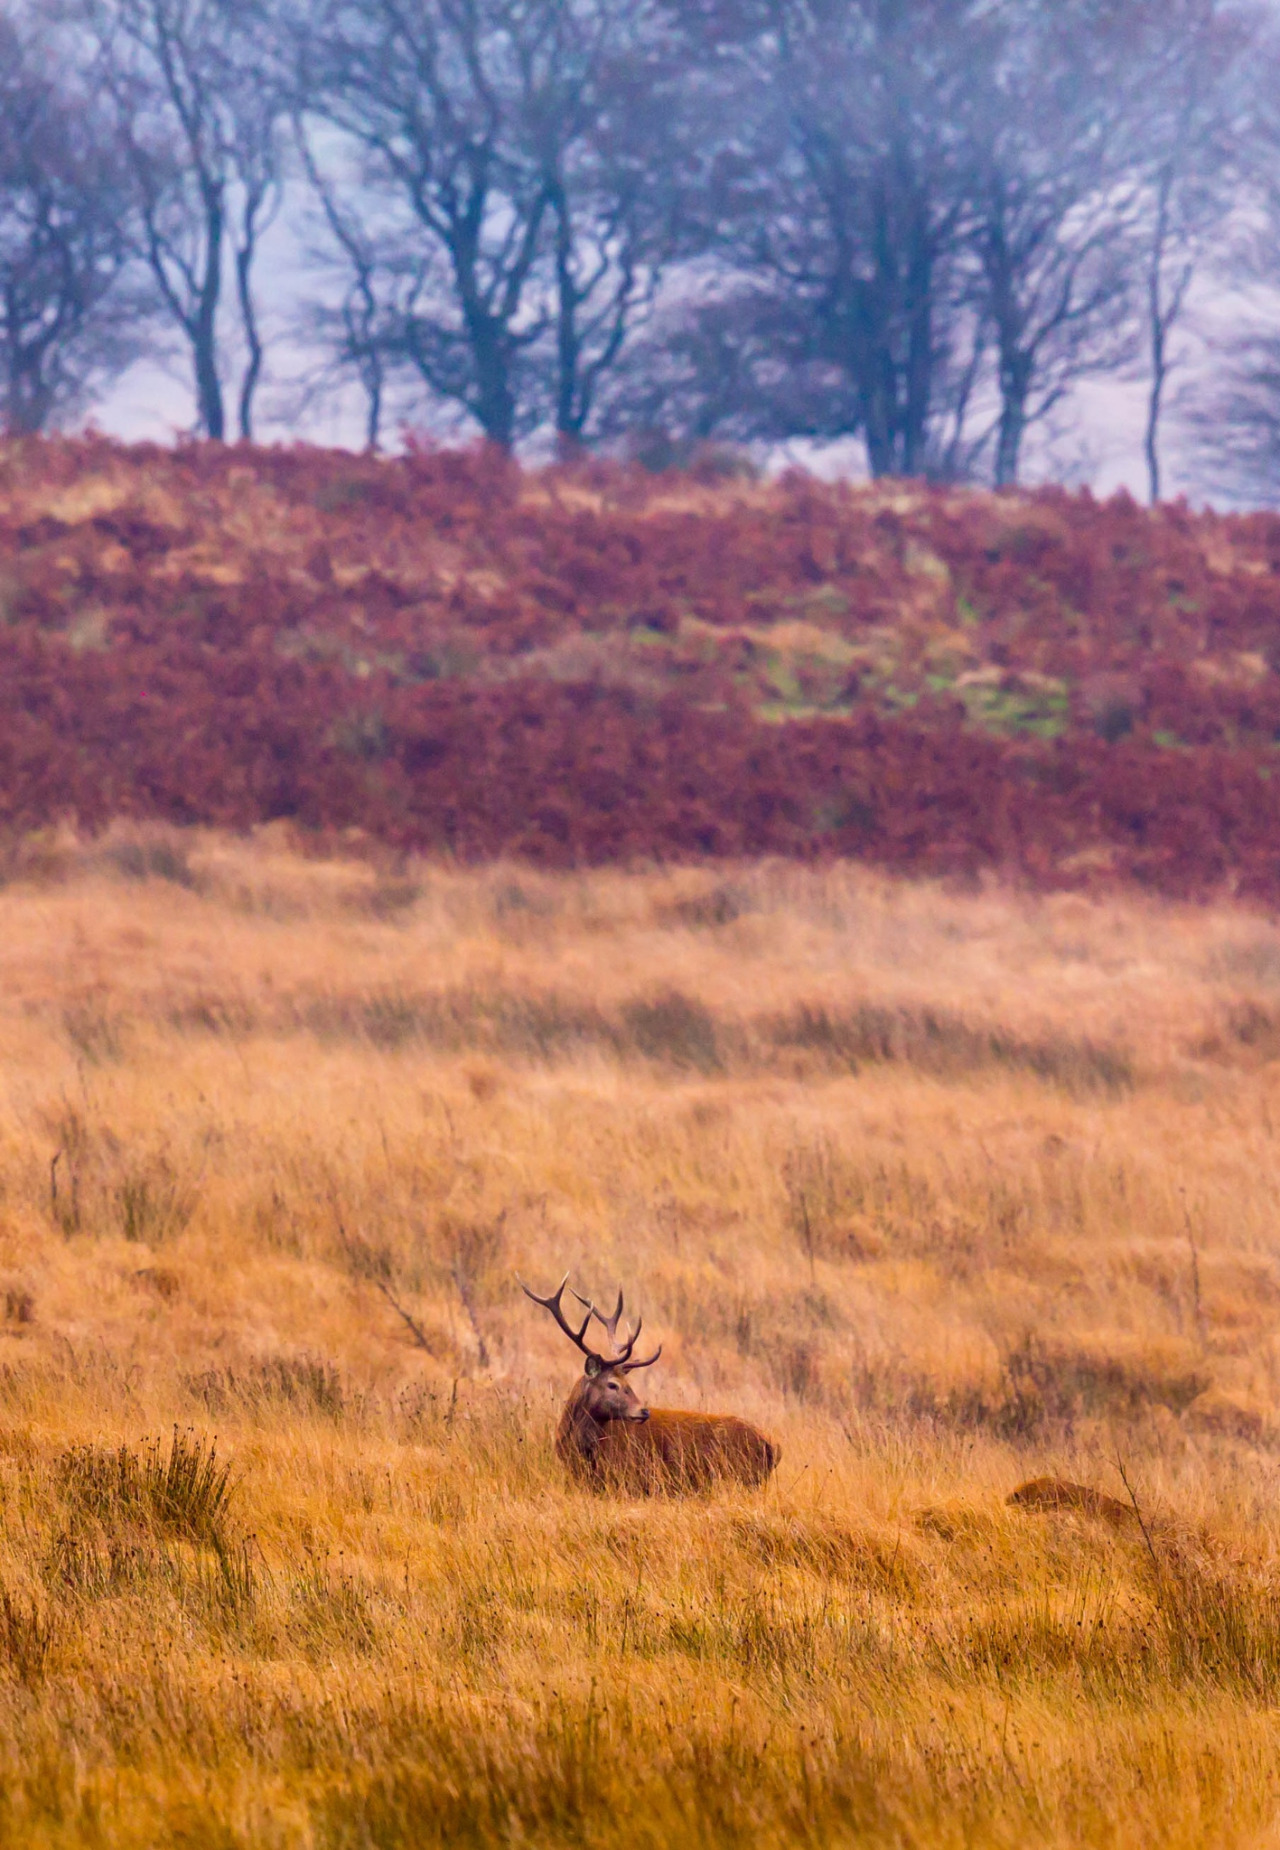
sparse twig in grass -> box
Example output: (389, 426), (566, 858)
(373, 1276), (435, 1354)
(446, 1213), (506, 1371)
(1115, 1453), (1165, 1597)
(329, 1191), (435, 1354)
(783, 1138), (829, 1284)
(49, 1148), (81, 1237)
(1181, 1188), (1208, 1352)
(452, 1266), (491, 1369)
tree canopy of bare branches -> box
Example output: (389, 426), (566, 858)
(5, 0), (1280, 499)
(77, 0), (289, 439)
(1132, 0), (1252, 502)
(0, 12), (138, 433)
(1182, 11), (1280, 505)
(296, 0), (691, 449)
(672, 0), (993, 477)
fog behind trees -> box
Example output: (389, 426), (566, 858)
(4, 0), (1280, 504)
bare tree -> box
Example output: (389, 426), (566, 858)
(1133, 0), (1255, 502)
(1187, 335), (1280, 504)
(647, 0), (1257, 490)
(598, 281), (857, 452)
(535, 2), (689, 447)
(79, 0), (288, 440)
(656, 0), (995, 478)
(962, 1), (1155, 489)
(298, 0), (551, 447)
(0, 12), (139, 432)
(297, 0), (688, 449)
(227, 30), (288, 440)
(1183, 21), (1280, 506)
(293, 126), (395, 449)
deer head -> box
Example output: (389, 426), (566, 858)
(519, 1274), (662, 1440)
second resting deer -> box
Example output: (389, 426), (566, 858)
(521, 1274), (778, 1493)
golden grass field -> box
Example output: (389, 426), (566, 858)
(8, 830), (1280, 1845)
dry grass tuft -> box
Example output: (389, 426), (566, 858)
(58, 1428), (236, 1545)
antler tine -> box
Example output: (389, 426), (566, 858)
(618, 1341), (662, 1374)
(570, 1285), (622, 1342)
(518, 1272), (599, 1359)
(565, 1282), (663, 1372)
(574, 1286), (647, 1363)
(613, 1310), (643, 1363)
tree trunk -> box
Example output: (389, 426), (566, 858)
(1144, 330), (1165, 505)
(552, 189), (583, 443)
(994, 399), (1023, 487)
(471, 325), (516, 449)
(901, 224), (935, 476)
(863, 363), (898, 477)
(361, 360), (383, 453)
(994, 348), (1032, 487)
(235, 217), (264, 442)
(193, 183), (225, 441)
(1144, 164), (1177, 506)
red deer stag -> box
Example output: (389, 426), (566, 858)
(520, 1275), (778, 1492)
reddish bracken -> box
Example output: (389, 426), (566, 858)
(521, 1275), (778, 1494)
(4, 435), (1280, 898)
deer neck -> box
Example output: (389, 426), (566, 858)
(556, 1376), (610, 1467)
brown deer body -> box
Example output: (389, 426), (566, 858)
(523, 1276), (779, 1494)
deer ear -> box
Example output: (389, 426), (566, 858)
(584, 1355), (603, 1378)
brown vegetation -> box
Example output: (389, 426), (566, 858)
(5, 829), (1280, 1842)
(1007, 1477), (1139, 1530)
(5, 439), (1280, 896)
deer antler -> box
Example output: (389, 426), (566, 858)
(518, 1273), (604, 1363)
(573, 1285), (663, 1372)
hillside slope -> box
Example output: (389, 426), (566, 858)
(4, 436), (1280, 895)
